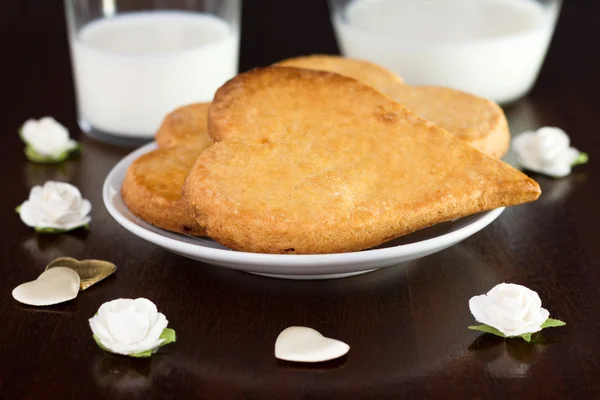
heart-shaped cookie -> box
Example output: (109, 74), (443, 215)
(276, 55), (510, 159)
(275, 326), (350, 362)
(12, 267), (80, 306)
(186, 67), (540, 254)
(45, 257), (117, 290)
(121, 144), (210, 236)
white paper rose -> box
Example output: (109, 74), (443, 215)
(17, 181), (91, 232)
(469, 283), (565, 341)
(89, 298), (176, 357)
(512, 127), (588, 178)
(20, 117), (79, 163)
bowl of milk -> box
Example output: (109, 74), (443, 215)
(330, 0), (562, 104)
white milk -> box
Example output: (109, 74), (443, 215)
(333, 0), (560, 104)
(71, 11), (239, 137)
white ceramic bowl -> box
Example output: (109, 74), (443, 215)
(330, 0), (562, 104)
(103, 142), (505, 279)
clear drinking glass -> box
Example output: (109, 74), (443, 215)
(64, 0), (241, 146)
(329, 0), (562, 105)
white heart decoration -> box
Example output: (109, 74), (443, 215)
(12, 267), (80, 306)
(275, 326), (350, 362)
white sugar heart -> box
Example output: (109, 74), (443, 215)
(275, 326), (350, 362)
(12, 267), (80, 306)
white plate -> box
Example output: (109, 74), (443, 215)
(103, 142), (505, 280)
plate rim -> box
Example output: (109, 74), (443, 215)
(103, 141), (505, 267)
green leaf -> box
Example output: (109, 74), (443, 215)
(94, 335), (153, 358)
(572, 152), (588, 167)
(93, 335), (112, 353)
(15, 205), (21, 213)
(23, 142), (80, 164)
(468, 324), (506, 338)
(469, 318), (566, 342)
(24, 146), (71, 164)
(540, 318), (566, 329)
(469, 324), (532, 342)
(159, 328), (176, 346)
(93, 328), (176, 358)
(519, 332), (532, 342)
(34, 226), (68, 233)
(130, 349), (154, 358)
(33, 223), (88, 234)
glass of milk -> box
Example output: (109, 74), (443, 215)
(64, 0), (241, 145)
(329, 0), (562, 105)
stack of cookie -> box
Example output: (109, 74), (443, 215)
(121, 55), (540, 254)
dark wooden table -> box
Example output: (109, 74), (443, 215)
(1, 1), (599, 399)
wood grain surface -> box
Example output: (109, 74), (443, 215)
(0, 1), (599, 399)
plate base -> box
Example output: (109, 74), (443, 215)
(247, 269), (377, 280)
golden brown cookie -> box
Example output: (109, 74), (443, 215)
(276, 55), (509, 158)
(189, 67), (540, 254)
(122, 142), (212, 236)
(155, 103), (213, 148)
(275, 54), (404, 96)
(385, 85), (510, 158)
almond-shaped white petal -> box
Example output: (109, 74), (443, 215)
(51, 182), (82, 205)
(19, 201), (44, 227)
(66, 139), (78, 151)
(38, 117), (71, 153)
(28, 186), (44, 204)
(28, 186), (65, 223)
(145, 312), (168, 342)
(509, 307), (549, 336)
(58, 216), (90, 231)
(20, 119), (37, 142)
(537, 132), (567, 161)
(55, 210), (84, 225)
(124, 313), (168, 354)
(525, 306), (549, 328)
(55, 217), (88, 231)
(105, 298), (137, 313)
(106, 308), (151, 346)
(106, 337), (166, 356)
(537, 127), (570, 148)
(40, 182), (73, 218)
(469, 295), (498, 329)
(513, 135), (543, 171)
(21, 120), (52, 155)
(130, 298), (159, 314)
(541, 163), (571, 178)
(49, 181), (80, 196)
(96, 299), (137, 330)
(89, 314), (117, 348)
(80, 199), (92, 218)
(511, 131), (535, 151)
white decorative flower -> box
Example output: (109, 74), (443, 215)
(20, 117), (79, 163)
(89, 298), (175, 357)
(512, 127), (588, 178)
(18, 181), (91, 232)
(469, 283), (565, 341)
